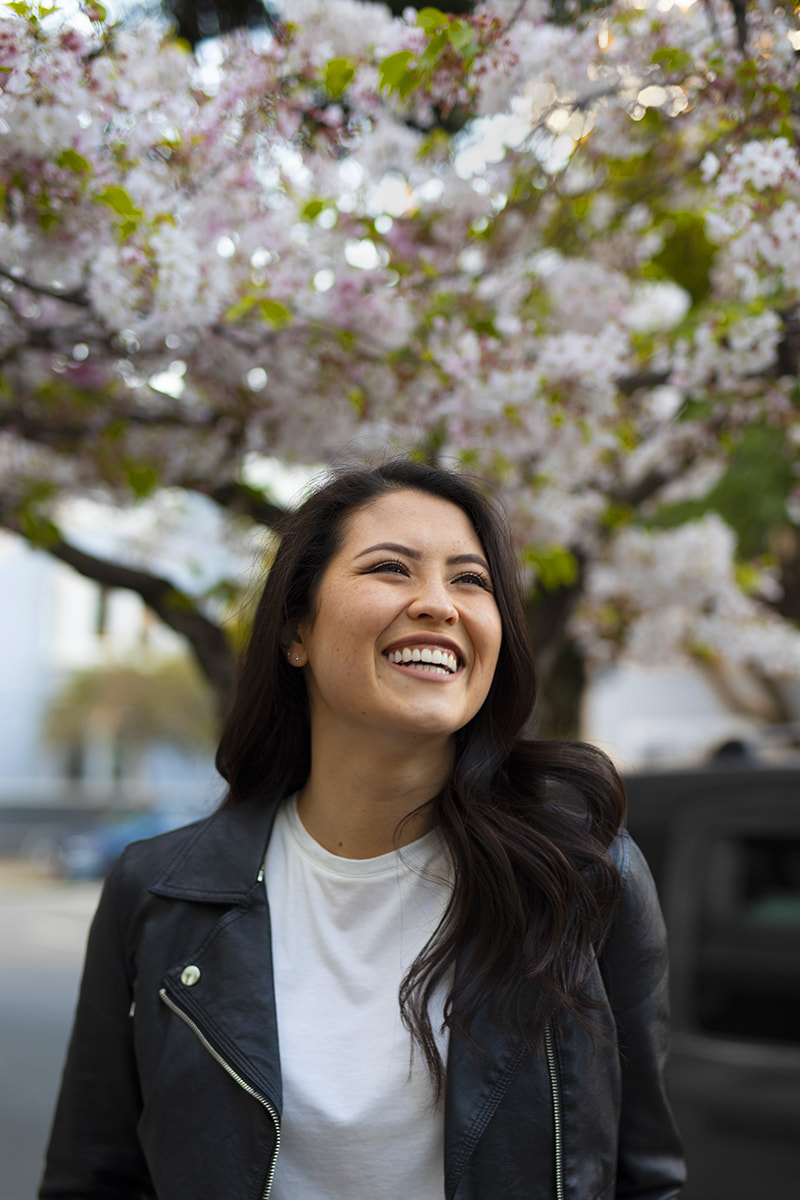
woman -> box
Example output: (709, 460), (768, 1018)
(40, 459), (685, 1200)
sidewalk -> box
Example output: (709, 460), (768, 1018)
(0, 857), (54, 890)
(0, 857), (101, 901)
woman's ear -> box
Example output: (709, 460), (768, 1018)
(282, 623), (307, 667)
(286, 642), (307, 667)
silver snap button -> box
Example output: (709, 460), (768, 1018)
(180, 965), (201, 987)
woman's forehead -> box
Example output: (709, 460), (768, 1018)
(340, 489), (485, 554)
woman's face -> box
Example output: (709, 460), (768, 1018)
(292, 489), (503, 753)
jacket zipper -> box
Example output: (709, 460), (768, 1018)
(159, 988), (281, 1199)
(544, 1023), (564, 1200)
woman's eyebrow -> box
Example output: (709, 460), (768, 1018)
(355, 542), (490, 570)
(355, 541), (419, 559)
(449, 553), (491, 571)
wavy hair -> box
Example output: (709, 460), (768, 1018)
(216, 459), (625, 1094)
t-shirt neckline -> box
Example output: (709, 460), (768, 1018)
(282, 793), (444, 879)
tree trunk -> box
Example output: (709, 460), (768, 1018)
(525, 576), (586, 738)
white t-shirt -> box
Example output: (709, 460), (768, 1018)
(264, 795), (453, 1200)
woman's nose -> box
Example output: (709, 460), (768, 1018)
(406, 580), (458, 624)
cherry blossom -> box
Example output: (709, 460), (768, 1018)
(3, 0), (800, 713)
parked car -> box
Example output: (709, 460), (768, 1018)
(51, 809), (199, 880)
(625, 761), (800, 1200)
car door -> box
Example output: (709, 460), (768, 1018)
(627, 769), (800, 1200)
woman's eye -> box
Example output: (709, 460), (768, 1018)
(367, 560), (408, 576)
(455, 572), (492, 590)
(365, 562), (491, 589)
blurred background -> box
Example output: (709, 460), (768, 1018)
(3, 0), (800, 1195)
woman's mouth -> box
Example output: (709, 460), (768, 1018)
(385, 646), (460, 675)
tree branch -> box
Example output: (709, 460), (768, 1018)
(57, 539), (236, 717)
(0, 406), (219, 442)
(0, 267), (89, 308)
(1, 512), (236, 717)
(191, 480), (287, 527)
(615, 369), (671, 396)
(695, 658), (787, 724)
(504, 1), (530, 32)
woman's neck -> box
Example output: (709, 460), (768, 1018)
(296, 729), (453, 858)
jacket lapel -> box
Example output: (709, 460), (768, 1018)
(150, 794), (280, 902)
(151, 796), (285, 1113)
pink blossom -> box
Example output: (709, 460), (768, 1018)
(3, 0), (800, 688)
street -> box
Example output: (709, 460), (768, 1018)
(0, 864), (100, 1200)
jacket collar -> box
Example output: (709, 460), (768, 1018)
(149, 792), (283, 903)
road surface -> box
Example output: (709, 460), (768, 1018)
(0, 862), (100, 1200)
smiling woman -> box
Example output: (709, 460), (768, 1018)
(288, 489), (503, 846)
(40, 460), (686, 1200)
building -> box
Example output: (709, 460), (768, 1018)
(0, 529), (218, 812)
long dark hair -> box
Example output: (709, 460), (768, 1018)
(216, 459), (626, 1092)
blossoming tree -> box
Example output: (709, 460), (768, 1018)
(3, 0), (800, 730)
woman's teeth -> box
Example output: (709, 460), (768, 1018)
(387, 647), (458, 673)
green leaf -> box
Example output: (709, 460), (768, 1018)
(127, 465), (158, 498)
(603, 503), (634, 531)
(396, 69), (422, 101)
(616, 418), (638, 452)
(378, 50), (416, 92)
(57, 148), (92, 174)
(93, 185), (142, 219)
(651, 47), (694, 74)
(416, 7), (448, 33)
(225, 296), (291, 327)
(447, 20), (475, 54)
(643, 211), (717, 305)
(524, 545), (579, 590)
(259, 299), (291, 327)
(21, 511), (61, 549)
(735, 561), (767, 596)
(301, 199), (325, 221)
(691, 641), (718, 663)
(645, 427), (795, 559)
(20, 479), (58, 506)
(92, 182), (142, 238)
(324, 57), (356, 99)
(420, 29), (448, 69)
(224, 294), (258, 323)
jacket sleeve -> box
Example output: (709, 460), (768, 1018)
(599, 832), (686, 1200)
(39, 852), (154, 1199)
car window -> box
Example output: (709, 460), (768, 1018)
(694, 834), (800, 1043)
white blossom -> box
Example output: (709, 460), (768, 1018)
(3, 0), (800, 698)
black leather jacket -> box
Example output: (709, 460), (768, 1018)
(41, 796), (685, 1200)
